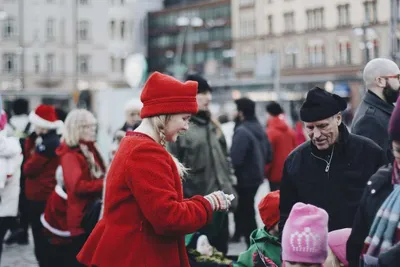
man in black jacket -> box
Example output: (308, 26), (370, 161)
(230, 97), (272, 247)
(351, 58), (400, 163)
(279, 87), (386, 237)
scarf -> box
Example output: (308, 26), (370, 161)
(362, 163), (400, 257)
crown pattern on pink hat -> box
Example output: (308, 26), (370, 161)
(290, 227), (322, 253)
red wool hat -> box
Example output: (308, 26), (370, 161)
(29, 104), (63, 129)
(140, 72), (198, 118)
(258, 190), (280, 230)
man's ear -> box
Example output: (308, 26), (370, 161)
(376, 76), (386, 88)
(336, 113), (342, 126)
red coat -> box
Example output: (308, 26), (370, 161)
(23, 136), (58, 201)
(41, 185), (71, 245)
(77, 132), (213, 267)
(56, 141), (105, 236)
(265, 116), (297, 183)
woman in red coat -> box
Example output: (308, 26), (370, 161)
(56, 109), (106, 267)
(77, 72), (233, 267)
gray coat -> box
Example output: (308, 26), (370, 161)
(168, 115), (238, 209)
(351, 90), (394, 163)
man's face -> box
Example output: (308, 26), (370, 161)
(196, 91), (212, 111)
(304, 114), (341, 150)
(383, 77), (400, 104)
(125, 109), (141, 126)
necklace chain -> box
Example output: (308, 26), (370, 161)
(311, 145), (335, 173)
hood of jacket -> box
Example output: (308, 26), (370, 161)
(267, 116), (290, 133)
(250, 228), (280, 245)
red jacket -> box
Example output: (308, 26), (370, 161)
(77, 132), (213, 267)
(41, 185), (71, 245)
(24, 136), (59, 201)
(265, 116), (297, 183)
(56, 141), (105, 236)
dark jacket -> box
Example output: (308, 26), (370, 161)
(168, 114), (237, 208)
(231, 118), (272, 187)
(279, 124), (386, 237)
(351, 90), (394, 163)
(346, 165), (393, 267)
(379, 241), (400, 267)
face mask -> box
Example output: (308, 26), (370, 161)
(383, 81), (400, 104)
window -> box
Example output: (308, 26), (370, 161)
(367, 39), (379, 59)
(239, 17), (255, 37)
(109, 20), (115, 39)
(241, 50), (256, 70)
(120, 21), (125, 39)
(3, 18), (16, 38)
(79, 20), (90, 41)
(34, 54), (40, 73)
(78, 55), (90, 74)
(120, 58), (125, 72)
(3, 53), (16, 73)
(364, 1), (377, 24)
(60, 19), (65, 43)
(283, 12), (295, 33)
(267, 15), (273, 34)
(46, 18), (55, 40)
(306, 8), (324, 30)
(46, 54), (55, 73)
(110, 56), (115, 72)
(60, 54), (65, 73)
(337, 4), (350, 27)
(337, 41), (351, 64)
(239, 0), (255, 5)
(285, 46), (298, 68)
(308, 44), (325, 66)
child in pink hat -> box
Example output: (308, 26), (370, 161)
(324, 228), (351, 267)
(282, 202), (329, 267)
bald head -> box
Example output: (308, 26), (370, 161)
(363, 58), (400, 89)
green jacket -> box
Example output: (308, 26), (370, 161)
(168, 114), (237, 209)
(234, 228), (281, 267)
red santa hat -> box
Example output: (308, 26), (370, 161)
(29, 104), (63, 129)
(140, 72), (198, 118)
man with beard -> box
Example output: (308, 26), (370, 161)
(351, 58), (400, 163)
(168, 74), (237, 255)
(279, 87), (386, 236)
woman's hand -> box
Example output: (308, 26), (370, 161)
(204, 191), (233, 211)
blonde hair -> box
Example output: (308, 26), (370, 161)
(147, 115), (188, 177)
(62, 109), (96, 147)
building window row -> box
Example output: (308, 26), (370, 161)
(3, 17), (16, 39)
(240, 18), (256, 37)
(337, 4), (350, 27)
(283, 12), (295, 33)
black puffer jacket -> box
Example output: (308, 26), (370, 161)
(230, 118), (272, 187)
(346, 165), (394, 267)
(279, 124), (386, 236)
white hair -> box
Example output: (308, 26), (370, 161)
(62, 109), (96, 147)
(146, 115), (188, 178)
(363, 58), (400, 88)
(124, 98), (143, 112)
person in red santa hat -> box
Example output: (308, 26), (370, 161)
(77, 71), (233, 267)
(23, 104), (62, 267)
(56, 108), (106, 267)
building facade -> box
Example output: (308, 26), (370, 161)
(147, 0), (233, 80)
(0, 0), (162, 94)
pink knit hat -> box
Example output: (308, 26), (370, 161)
(282, 202), (329, 265)
(328, 228), (351, 267)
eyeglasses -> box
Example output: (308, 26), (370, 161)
(380, 74), (400, 80)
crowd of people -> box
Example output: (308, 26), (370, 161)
(0, 57), (399, 267)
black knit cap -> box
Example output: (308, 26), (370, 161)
(186, 74), (212, 94)
(300, 87), (347, 122)
(235, 97), (255, 117)
(266, 101), (284, 116)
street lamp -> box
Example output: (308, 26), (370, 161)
(353, 22), (376, 64)
(174, 16), (204, 78)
